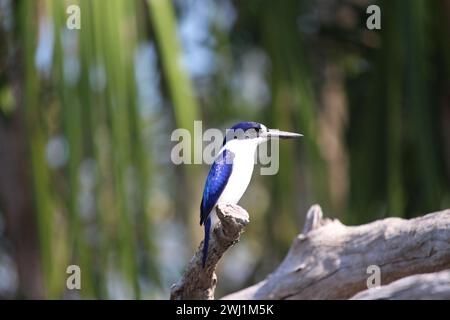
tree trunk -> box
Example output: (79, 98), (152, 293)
(0, 7), (45, 298)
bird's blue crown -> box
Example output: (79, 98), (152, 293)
(222, 121), (263, 146)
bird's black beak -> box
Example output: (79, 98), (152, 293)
(265, 129), (303, 139)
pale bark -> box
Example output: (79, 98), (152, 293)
(351, 270), (450, 300)
(223, 205), (450, 299)
(170, 203), (249, 300)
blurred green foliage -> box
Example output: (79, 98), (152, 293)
(0, 0), (449, 299)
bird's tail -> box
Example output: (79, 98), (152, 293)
(202, 216), (211, 268)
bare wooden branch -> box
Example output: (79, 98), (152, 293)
(351, 270), (450, 300)
(170, 203), (249, 300)
(223, 206), (450, 300)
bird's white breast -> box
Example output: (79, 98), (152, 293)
(210, 138), (261, 226)
(217, 139), (258, 205)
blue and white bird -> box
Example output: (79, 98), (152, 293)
(200, 121), (302, 268)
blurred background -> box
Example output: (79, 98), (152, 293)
(0, 0), (449, 299)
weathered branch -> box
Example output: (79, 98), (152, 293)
(223, 206), (450, 299)
(351, 269), (450, 300)
(170, 203), (249, 300)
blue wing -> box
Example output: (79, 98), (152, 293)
(200, 149), (234, 225)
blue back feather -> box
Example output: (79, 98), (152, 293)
(200, 149), (234, 225)
(200, 149), (234, 268)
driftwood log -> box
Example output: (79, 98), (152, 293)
(171, 203), (450, 300)
(351, 269), (450, 300)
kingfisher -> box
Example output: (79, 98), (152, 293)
(200, 121), (302, 268)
